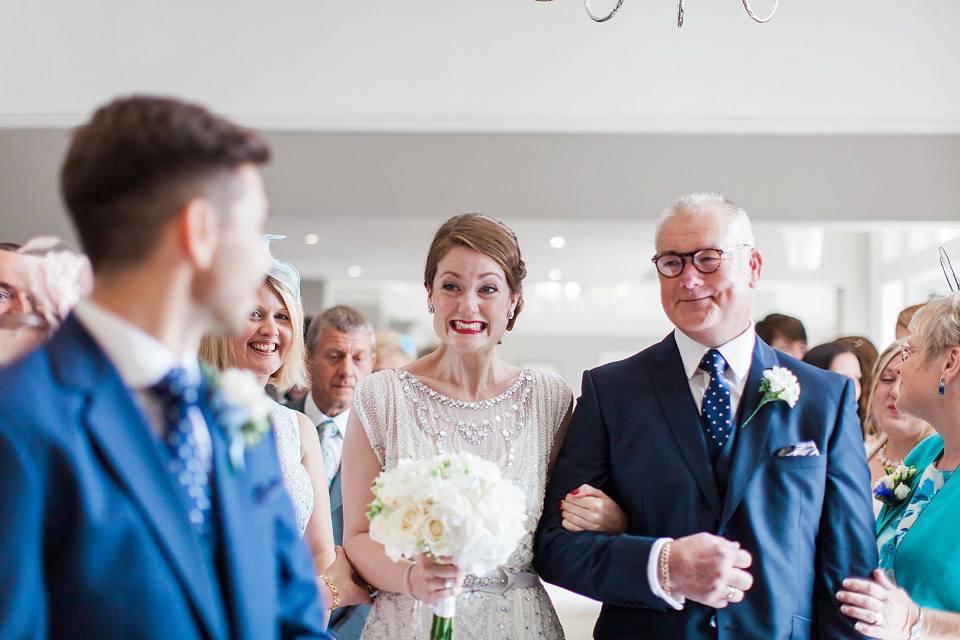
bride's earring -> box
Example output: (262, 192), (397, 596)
(507, 309), (515, 320)
(427, 304), (434, 314)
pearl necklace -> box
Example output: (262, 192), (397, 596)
(398, 370), (534, 467)
(876, 445), (903, 469)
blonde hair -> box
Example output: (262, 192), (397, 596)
(199, 275), (308, 394)
(909, 293), (960, 359)
(864, 338), (935, 457)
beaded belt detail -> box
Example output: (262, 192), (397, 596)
(461, 568), (538, 594)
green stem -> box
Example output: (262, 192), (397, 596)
(740, 398), (770, 429)
(431, 614), (454, 640)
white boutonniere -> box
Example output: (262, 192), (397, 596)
(205, 366), (273, 471)
(741, 366), (801, 428)
(873, 464), (917, 506)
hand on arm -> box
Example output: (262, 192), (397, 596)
(560, 484), (628, 535)
(666, 532), (753, 609)
(837, 569), (960, 639)
(318, 546), (374, 610)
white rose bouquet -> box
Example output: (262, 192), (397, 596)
(367, 451), (527, 640)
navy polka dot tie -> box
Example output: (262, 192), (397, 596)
(151, 368), (213, 539)
(699, 349), (733, 454)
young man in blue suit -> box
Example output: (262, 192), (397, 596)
(0, 96), (332, 639)
(535, 193), (877, 639)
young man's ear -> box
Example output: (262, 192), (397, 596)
(180, 197), (218, 269)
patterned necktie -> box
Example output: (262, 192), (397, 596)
(318, 419), (339, 485)
(699, 349), (733, 455)
(151, 367), (213, 538)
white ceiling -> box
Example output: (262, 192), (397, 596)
(1, 1), (958, 133)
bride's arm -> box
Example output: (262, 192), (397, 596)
(295, 412), (335, 574)
(341, 410), (463, 605)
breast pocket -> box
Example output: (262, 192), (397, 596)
(770, 454), (828, 470)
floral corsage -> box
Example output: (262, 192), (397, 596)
(741, 366), (801, 428)
(205, 366), (273, 470)
(873, 464), (917, 506)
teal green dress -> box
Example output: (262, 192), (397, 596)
(875, 434), (960, 611)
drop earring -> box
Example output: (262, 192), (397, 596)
(427, 304), (434, 314)
(507, 309), (515, 320)
(940, 377), (946, 395)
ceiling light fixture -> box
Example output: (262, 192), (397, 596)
(548, 268), (563, 281)
(537, 0), (778, 27)
(304, 233), (319, 245)
(347, 265), (363, 278)
(549, 236), (566, 249)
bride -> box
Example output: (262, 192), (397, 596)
(342, 214), (622, 639)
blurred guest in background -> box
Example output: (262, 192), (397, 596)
(372, 329), (417, 371)
(804, 341), (864, 401)
(286, 305), (376, 640)
(837, 335), (879, 425)
(838, 294), (960, 638)
(0, 238), (92, 365)
(896, 303), (926, 339)
(755, 312), (807, 359)
(0, 242), (31, 317)
(862, 339), (934, 512)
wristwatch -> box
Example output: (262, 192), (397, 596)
(908, 608), (924, 639)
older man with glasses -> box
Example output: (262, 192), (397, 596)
(536, 192), (877, 639)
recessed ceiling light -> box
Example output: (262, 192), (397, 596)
(564, 281), (582, 298)
(548, 268), (562, 281)
(304, 233), (319, 245)
(549, 236), (566, 249)
(347, 265), (362, 278)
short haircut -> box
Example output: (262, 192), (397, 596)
(60, 95), (270, 273)
(423, 213), (527, 331)
(756, 313), (807, 344)
(305, 305), (374, 356)
(198, 275), (308, 394)
(0, 243), (21, 252)
(655, 193), (755, 247)
(909, 293), (960, 358)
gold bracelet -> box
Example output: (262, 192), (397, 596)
(660, 541), (673, 599)
(319, 574), (340, 610)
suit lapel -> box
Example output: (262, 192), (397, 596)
(52, 318), (225, 639)
(719, 339), (778, 529)
(207, 422), (271, 640)
(646, 335), (723, 519)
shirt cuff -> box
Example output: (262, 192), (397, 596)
(647, 537), (685, 610)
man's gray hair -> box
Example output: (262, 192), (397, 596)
(306, 305), (375, 355)
(655, 193), (755, 246)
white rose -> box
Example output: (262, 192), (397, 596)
(763, 366), (801, 407)
(894, 484), (911, 501)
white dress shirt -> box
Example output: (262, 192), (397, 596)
(302, 391), (350, 475)
(646, 323), (757, 609)
(72, 299), (211, 457)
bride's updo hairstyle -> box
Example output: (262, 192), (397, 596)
(423, 213), (526, 332)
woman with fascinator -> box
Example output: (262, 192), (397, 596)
(200, 238), (372, 617)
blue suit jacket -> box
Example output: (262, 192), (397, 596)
(0, 317), (332, 639)
(534, 333), (877, 639)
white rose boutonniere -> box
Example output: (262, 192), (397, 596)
(741, 366), (801, 428)
(205, 366), (273, 471)
(873, 464), (917, 506)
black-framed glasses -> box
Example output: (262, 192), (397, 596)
(900, 344), (923, 363)
(651, 244), (753, 278)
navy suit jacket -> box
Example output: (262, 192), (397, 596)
(534, 333), (877, 639)
(285, 397), (371, 640)
(0, 317), (332, 640)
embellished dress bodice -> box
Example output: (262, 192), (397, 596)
(354, 368), (573, 640)
(269, 399), (314, 537)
